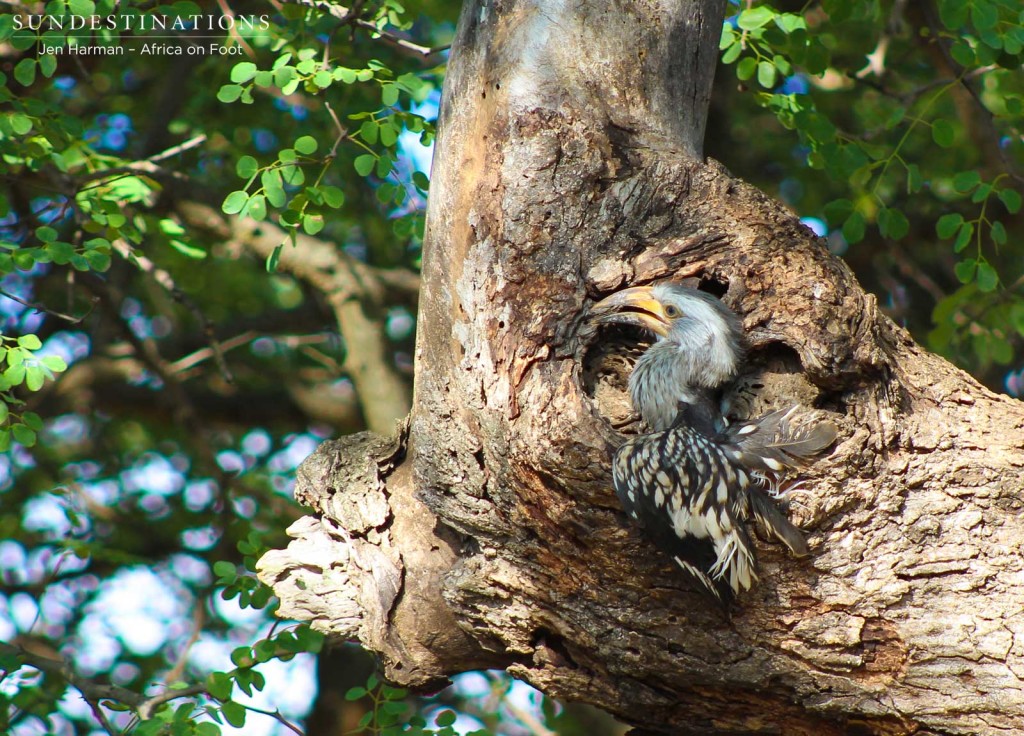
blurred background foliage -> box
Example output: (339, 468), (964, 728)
(0, 0), (1021, 734)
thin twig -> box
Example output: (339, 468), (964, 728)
(169, 330), (260, 376)
(215, 0), (256, 57)
(0, 641), (146, 707)
(83, 695), (120, 736)
(324, 100), (349, 157)
(920, 0), (1023, 184)
(163, 602), (207, 686)
(146, 134), (208, 164)
(137, 684), (208, 720)
(0, 287), (97, 324)
(111, 239), (235, 384)
(78, 135), (207, 186)
(278, 0), (449, 57)
(240, 704), (305, 735)
(352, 18), (450, 57)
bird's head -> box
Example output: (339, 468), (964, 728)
(590, 283), (746, 429)
(591, 283), (743, 351)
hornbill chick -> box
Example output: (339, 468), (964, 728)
(591, 283), (836, 602)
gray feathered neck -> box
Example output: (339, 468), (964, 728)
(629, 286), (745, 431)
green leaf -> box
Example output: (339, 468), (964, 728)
(222, 190), (250, 215)
(937, 0), (968, 29)
(84, 250), (111, 271)
(207, 673), (233, 701)
(360, 119), (380, 145)
(953, 222), (974, 253)
(757, 60), (776, 88)
(231, 62), (258, 83)
(262, 169), (286, 208)
(217, 84), (244, 103)
(236, 155), (259, 178)
(247, 195), (267, 221)
(266, 244), (283, 273)
(230, 647), (252, 667)
(774, 13), (806, 33)
(4, 361), (25, 386)
(991, 337), (1013, 365)
(69, 0), (95, 14)
(213, 561), (237, 582)
(737, 6), (775, 30)
(194, 719), (221, 736)
(376, 183), (395, 204)
(906, 164), (923, 193)
(273, 65), (297, 88)
(169, 240), (207, 261)
(954, 258), (977, 284)
(221, 701), (246, 728)
(412, 171), (429, 191)
(354, 154), (376, 176)
(971, 1), (998, 32)
(976, 261), (998, 292)
(42, 354), (67, 372)
(313, 70), (332, 89)
(294, 135), (318, 155)
(435, 710), (457, 727)
(25, 366), (44, 391)
(37, 51), (56, 78)
(47, 241), (74, 264)
(932, 119), (955, 148)
(879, 208), (909, 240)
(949, 40), (975, 67)
(381, 83), (399, 105)
(721, 41), (742, 64)
(736, 56), (757, 81)
(822, 198), (853, 226)
(334, 67), (358, 83)
(345, 686), (368, 701)
(991, 220), (1007, 245)
(320, 185), (345, 208)
(1011, 304), (1024, 337)
(17, 334), (42, 350)
(302, 214), (324, 235)
(14, 58), (36, 87)
(22, 411), (43, 430)
(8, 113), (32, 135)
(12, 424), (36, 447)
(842, 211), (866, 244)
(0, 404), (7, 424)
(936, 213), (963, 239)
(952, 170), (981, 193)
(998, 189), (1021, 214)
(281, 165), (305, 186)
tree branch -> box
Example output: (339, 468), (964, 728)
(277, 0), (450, 58)
(178, 201), (416, 433)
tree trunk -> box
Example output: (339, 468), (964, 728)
(257, 1), (1024, 734)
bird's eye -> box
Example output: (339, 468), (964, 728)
(664, 304), (681, 318)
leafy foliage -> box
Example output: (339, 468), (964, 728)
(716, 0), (1024, 382)
(1, 0), (1022, 734)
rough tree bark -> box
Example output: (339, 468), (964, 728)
(257, 1), (1024, 734)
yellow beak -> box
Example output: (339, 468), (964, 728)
(590, 286), (670, 337)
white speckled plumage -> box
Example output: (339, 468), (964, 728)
(592, 283), (836, 602)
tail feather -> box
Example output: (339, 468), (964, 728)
(748, 487), (809, 557)
(729, 406), (837, 471)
